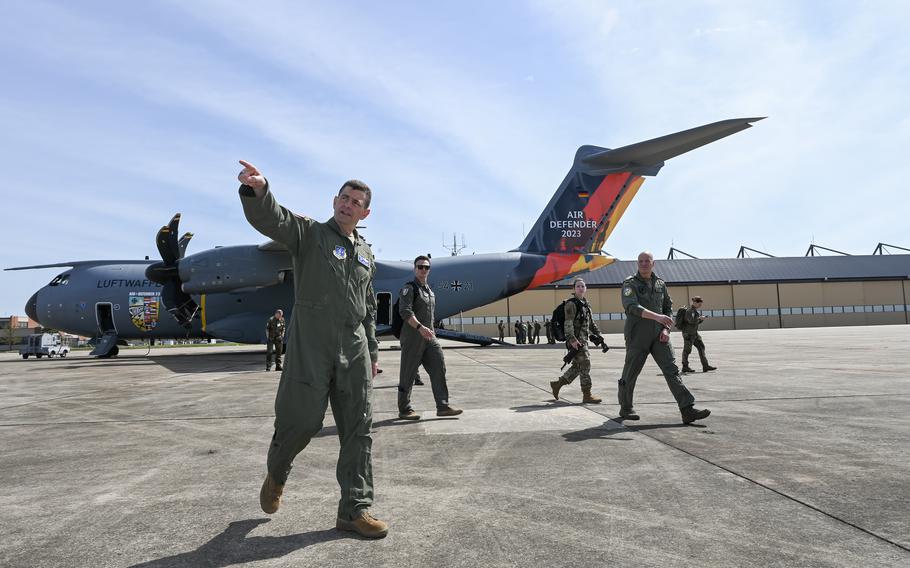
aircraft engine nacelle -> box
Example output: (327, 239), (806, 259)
(179, 245), (291, 293)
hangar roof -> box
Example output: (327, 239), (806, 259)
(551, 255), (910, 288)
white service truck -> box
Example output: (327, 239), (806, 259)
(20, 333), (70, 359)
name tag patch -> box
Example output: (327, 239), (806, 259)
(358, 254), (370, 267)
(333, 245), (347, 260)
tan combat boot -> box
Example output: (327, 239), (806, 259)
(581, 388), (602, 404)
(550, 378), (565, 400)
(259, 472), (284, 514)
(337, 510), (389, 539)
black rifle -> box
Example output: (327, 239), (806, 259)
(561, 345), (579, 369)
(589, 334), (610, 353)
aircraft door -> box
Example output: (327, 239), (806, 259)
(376, 292), (392, 326)
(95, 302), (117, 335)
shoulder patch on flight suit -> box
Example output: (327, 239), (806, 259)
(401, 286), (410, 295)
(357, 254), (370, 267)
(623, 287), (633, 297)
(333, 245), (347, 260)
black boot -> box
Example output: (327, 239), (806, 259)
(681, 405), (710, 424)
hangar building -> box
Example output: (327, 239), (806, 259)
(444, 255), (910, 337)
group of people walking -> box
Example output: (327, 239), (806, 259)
(239, 161), (716, 541)
(550, 254), (716, 424)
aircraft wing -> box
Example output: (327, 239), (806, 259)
(376, 324), (501, 347)
(5, 260), (151, 271)
(257, 240), (289, 252)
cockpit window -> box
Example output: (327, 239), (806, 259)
(49, 273), (71, 286)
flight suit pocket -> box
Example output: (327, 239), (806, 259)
(318, 240), (346, 277)
(352, 260), (371, 286)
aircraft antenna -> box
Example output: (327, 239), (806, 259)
(442, 233), (467, 256)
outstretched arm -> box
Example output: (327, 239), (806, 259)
(237, 159), (310, 253)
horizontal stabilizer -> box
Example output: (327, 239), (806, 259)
(582, 117), (765, 168)
(515, 117), (763, 257)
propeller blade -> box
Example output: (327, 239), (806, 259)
(152, 213), (199, 328)
(155, 213), (181, 266)
(161, 280), (199, 328)
(177, 232), (194, 259)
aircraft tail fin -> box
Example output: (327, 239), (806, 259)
(514, 117), (764, 255)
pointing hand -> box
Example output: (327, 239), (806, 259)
(238, 159), (266, 191)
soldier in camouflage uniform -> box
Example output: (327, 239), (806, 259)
(397, 255), (462, 420)
(550, 277), (603, 403)
(238, 159), (388, 539)
(265, 309), (286, 371)
(617, 252), (710, 424)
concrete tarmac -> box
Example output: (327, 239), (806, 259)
(1, 325), (908, 567)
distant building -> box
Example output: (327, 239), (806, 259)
(1, 315), (42, 351)
(445, 255), (910, 336)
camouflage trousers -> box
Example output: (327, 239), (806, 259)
(559, 347), (592, 390)
(266, 337), (283, 369)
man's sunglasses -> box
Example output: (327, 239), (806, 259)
(416, 265), (431, 270)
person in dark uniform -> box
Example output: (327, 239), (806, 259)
(544, 318), (555, 344)
(617, 252), (710, 424)
(397, 255), (463, 420)
(681, 296), (717, 374)
(238, 160), (388, 539)
(265, 309), (286, 371)
(550, 278), (603, 404)
(533, 321), (542, 344)
(498, 320), (505, 342)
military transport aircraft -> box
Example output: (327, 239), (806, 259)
(8, 118), (762, 357)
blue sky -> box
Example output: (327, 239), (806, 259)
(2, 1), (909, 316)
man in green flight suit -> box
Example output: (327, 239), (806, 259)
(237, 159), (388, 539)
(617, 252), (710, 424)
(550, 277), (603, 404)
(681, 296), (717, 374)
(265, 309), (285, 372)
(397, 255), (463, 420)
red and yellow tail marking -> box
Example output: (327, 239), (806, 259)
(526, 254), (614, 290)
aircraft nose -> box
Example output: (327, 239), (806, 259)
(25, 291), (39, 323)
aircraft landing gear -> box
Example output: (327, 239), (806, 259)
(99, 345), (120, 358)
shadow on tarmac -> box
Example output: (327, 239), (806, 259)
(3, 350), (267, 374)
(128, 518), (354, 567)
(312, 416), (460, 438)
(561, 421), (704, 442)
(509, 401), (576, 412)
